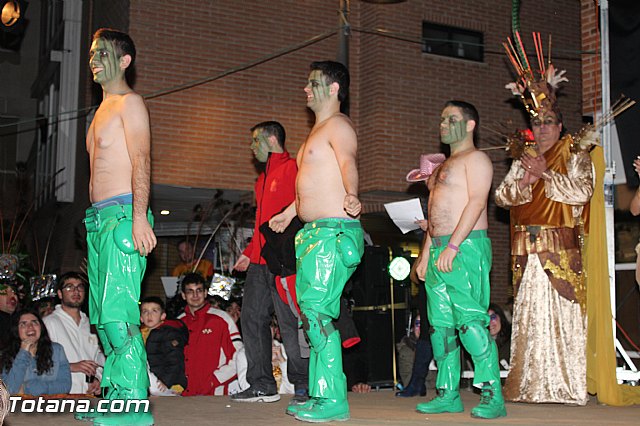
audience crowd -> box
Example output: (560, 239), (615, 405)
(0, 267), (512, 400)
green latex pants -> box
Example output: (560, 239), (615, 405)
(424, 230), (501, 389)
(295, 219), (364, 402)
(85, 203), (152, 395)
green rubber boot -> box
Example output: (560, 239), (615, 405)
(294, 398), (350, 423)
(471, 382), (507, 419)
(416, 340), (463, 414)
(296, 325), (349, 423)
(416, 388), (464, 414)
(458, 322), (506, 418)
(89, 323), (153, 425)
(286, 397), (317, 416)
(74, 409), (105, 422)
(92, 388), (154, 426)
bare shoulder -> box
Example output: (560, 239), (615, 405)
(326, 113), (357, 145)
(464, 150), (492, 168)
(330, 113), (355, 131)
(121, 92), (147, 112)
(466, 149), (490, 162)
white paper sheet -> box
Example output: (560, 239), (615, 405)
(160, 276), (179, 297)
(384, 198), (425, 234)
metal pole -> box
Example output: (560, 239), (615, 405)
(337, 0), (350, 67)
(599, 0), (617, 356)
(601, 0), (640, 384)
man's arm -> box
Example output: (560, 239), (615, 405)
(122, 94), (157, 255)
(330, 116), (361, 217)
(541, 150), (593, 205)
(211, 326), (238, 391)
(268, 201), (297, 233)
(437, 152), (493, 273)
(415, 232), (431, 281)
(495, 159), (533, 208)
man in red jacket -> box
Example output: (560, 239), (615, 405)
(232, 121), (309, 406)
(179, 274), (237, 395)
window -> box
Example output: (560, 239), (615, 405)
(422, 22), (483, 62)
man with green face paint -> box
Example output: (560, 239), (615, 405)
(231, 121), (310, 406)
(269, 61), (364, 423)
(413, 101), (506, 419)
(81, 28), (155, 426)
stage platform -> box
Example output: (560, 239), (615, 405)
(4, 388), (638, 425)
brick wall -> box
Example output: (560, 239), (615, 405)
(581, 0), (600, 114)
(115, 0), (583, 306)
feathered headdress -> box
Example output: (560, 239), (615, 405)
(503, 32), (566, 118)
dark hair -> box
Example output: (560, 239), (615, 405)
(56, 271), (88, 292)
(180, 273), (206, 293)
(488, 303), (511, 348)
(310, 61), (350, 103)
(250, 121), (286, 150)
(92, 28), (136, 64)
(444, 100), (480, 142)
(0, 309), (54, 375)
(140, 296), (165, 312)
(92, 28), (136, 82)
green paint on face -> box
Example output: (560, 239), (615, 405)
(306, 70), (331, 108)
(440, 115), (468, 145)
(89, 38), (124, 85)
(251, 129), (271, 163)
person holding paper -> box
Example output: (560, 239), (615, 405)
(414, 100), (505, 419)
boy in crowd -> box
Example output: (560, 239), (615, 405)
(140, 297), (188, 394)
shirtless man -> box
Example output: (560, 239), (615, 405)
(414, 101), (505, 419)
(270, 61), (364, 423)
(82, 28), (155, 426)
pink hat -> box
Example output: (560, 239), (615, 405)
(406, 153), (446, 182)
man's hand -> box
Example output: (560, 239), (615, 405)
(520, 153), (547, 179)
(518, 170), (539, 189)
(634, 157), (640, 176)
(132, 218), (157, 256)
(436, 247), (457, 273)
(269, 212), (292, 233)
(70, 360), (100, 376)
(87, 378), (101, 396)
(233, 254), (250, 272)
(415, 219), (428, 232)
(343, 194), (361, 217)
(416, 255), (428, 281)
(351, 382), (371, 393)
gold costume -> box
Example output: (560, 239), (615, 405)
(495, 134), (593, 405)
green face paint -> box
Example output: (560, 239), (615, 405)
(440, 115), (468, 145)
(89, 38), (124, 85)
(305, 70), (331, 108)
(251, 129), (271, 163)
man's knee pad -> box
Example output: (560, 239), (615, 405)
(429, 326), (458, 362)
(459, 321), (491, 362)
(301, 310), (335, 353)
(103, 322), (139, 355)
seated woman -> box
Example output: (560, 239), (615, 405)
(488, 303), (512, 368)
(0, 309), (71, 395)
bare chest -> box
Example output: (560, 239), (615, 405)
(87, 104), (124, 153)
(428, 160), (459, 192)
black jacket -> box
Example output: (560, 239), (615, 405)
(146, 319), (189, 388)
